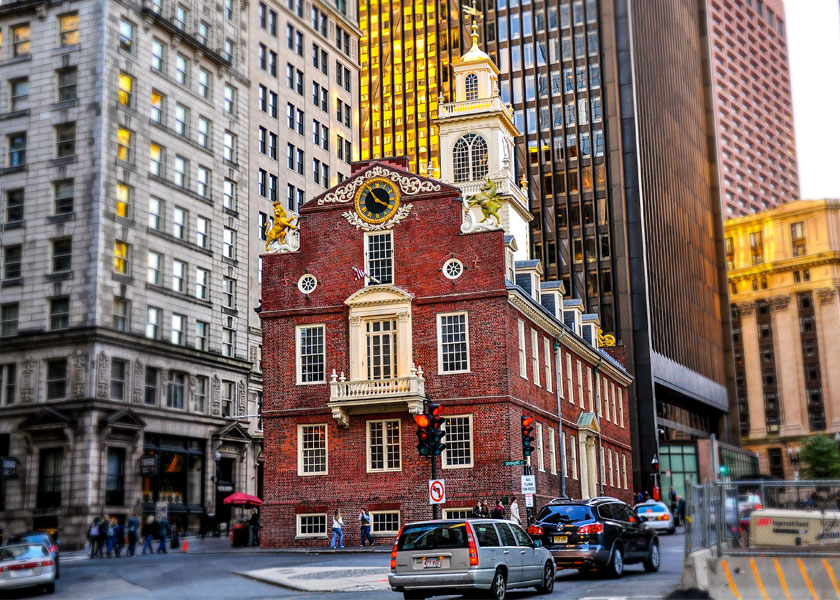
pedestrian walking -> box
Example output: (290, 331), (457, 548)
(491, 500), (505, 519)
(471, 500), (483, 518)
(97, 515), (108, 557)
(87, 518), (101, 558)
(330, 509), (345, 549)
(114, 517), (126, 557)
(482, 500), (491, 518)
(677, 495), (687, 528)
(249, 510), (261, 547)
(636, 491), (644, 504)
(509, 497), (522, 525)
(141, 516), (155, 555)
(105, 516), (117, 557)
(156, 516), (170, 554)
(126, 513), (140, 557)
(358, 508), (375, 546)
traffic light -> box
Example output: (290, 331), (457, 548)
(719, 464), (729, 477)
(429, 403), (447, 456)
(651, 456), (660, 473)
(521, 415), (535, 457)
(415, 411), (431, 457)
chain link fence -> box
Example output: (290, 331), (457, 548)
(686, 480), (840, 555)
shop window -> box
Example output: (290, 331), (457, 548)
(105, 448), (125, 505)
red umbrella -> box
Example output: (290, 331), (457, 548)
(223, 492), (263, 506)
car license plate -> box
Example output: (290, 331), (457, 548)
(424, 559), (441, 569)
(553, 535), (568, 544)
(10, 569), (33, 578)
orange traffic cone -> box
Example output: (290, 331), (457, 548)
(182, 538), (188, 552)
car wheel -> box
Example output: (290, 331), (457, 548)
(643, 541), (661, 573)
(490, 568), (507, 600)
(403, 591), (425, 600)
(45, 583), (55, 594)
(668, 526), (676, 535)
(607, 544), (624, 579)
(537, 562), (555, 594)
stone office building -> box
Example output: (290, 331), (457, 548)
(0, 0), (261, 545)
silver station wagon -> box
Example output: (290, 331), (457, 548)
(388, 519), (555, 600)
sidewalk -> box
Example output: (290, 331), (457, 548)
(63, 535), (391, 558)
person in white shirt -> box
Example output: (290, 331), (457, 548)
(510, 497), (522, 525)
(330, 509), (345, 548)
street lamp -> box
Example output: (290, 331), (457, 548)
(651, 456), (660, 500)
(213, 450), (221, 537)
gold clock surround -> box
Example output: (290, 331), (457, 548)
(354, 177), (400, 224)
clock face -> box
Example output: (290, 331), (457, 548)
(354, 178), (400, 224)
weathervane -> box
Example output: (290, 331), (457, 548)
(463, 0), (482, 39)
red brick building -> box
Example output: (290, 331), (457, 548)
(259, 152), (633, 546)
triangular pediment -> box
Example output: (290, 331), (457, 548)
(215, 420), (251, 443)
(304, 161), (460, 211)
(18, 407), (75, 431)
(101, 408), (146, 431)
(345, 284), (414, 308)
(576, 412), (600, 434)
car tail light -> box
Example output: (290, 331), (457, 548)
(656, 515), (669, 521)
(465, 522), (479, 566)
(755, 504), (763, 511)
(527, 525), (544, 536)
(49, 545), (57, 554)
(390, 525), (404, 571)
(577, 523), (604, 535)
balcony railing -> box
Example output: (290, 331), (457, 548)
(438, 96), (513, 120)
(327, 366), (426, 427)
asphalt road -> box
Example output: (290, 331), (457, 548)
(12, 531), (685, 600)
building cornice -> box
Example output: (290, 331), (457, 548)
(727, 251), (840, 282)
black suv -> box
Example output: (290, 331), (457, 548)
(527, 497), (659, 578)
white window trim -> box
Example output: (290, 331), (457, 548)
(363, 230), (394, 286)
(518, 320), (527, 378)
(588, 367), (594, 412)
(296, 513), (328, 538)
(295, 324), (326, 385)
(596, 373), (602, 417)
(576, 361), (583, 406)
(611, 383), (617, 425)
(622, 454), (628, 489)
(544, 337), (552, 393)
(370, 510), (400, 536)
(442, 413), (474, 469)
(366, 418), (402, 473)
(570, 434), (578, 480)
(549, 427), (557, 475)
(604, 378), (610, 422)
(297, 423), (328, 476)
(536, 421), (544, 472)
(531, 329), (540, 386)
(608, 449), (614, 487)
(443, 508), (472, 519)
(619, 388), (625, 428)
(436, 312), (471, 374)
(566, 354), (572, 403)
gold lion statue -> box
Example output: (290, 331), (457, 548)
(264, 202), (298, 251)
(464, 178), (502, 227)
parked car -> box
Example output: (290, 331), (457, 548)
(737, 493), (763, 513)
(0, 543), (56, 594)
(6, 532), (59, 579)
(634, 501), (676, 535)
(388, 518), (555, 600)
(527, 497), (660, 578)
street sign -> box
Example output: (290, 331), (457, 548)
(429, 479), (446, 504)
(525, 494), (534, 507)
(521, 475), (536, 494)
(504, 460), (526, 466)
(217, 484), (234, 493)
(1, 457), (18, 480)
(666, 469), (671, 478)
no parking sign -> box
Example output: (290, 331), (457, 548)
(429, 479), (446, 504)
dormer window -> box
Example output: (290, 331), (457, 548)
(465, 73), (479, 100)
(453, 134), (489, 183)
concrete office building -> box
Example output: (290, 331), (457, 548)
(246, 0), (361, 439)
(0, 0), (259, 545)
(708, 0), (799, 217)
(360, 0), (745, 489)
(727, 200), (840, 476)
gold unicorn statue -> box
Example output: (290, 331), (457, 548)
(264, 202), (298, 251)
(464, 178), (501, 227)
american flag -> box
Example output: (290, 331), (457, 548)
(353, 267), (380, 284)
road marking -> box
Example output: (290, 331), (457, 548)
(748, 558), (769, 600)
(797, 558), (819, 600)
(773, 558), (792, 600)
(62, 555), (90, 563)
(720, 559), (742, 600)
(823, 559), (840, 599)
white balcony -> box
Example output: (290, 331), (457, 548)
(438, 96), (514, 120)
(327, 365), (426, 427)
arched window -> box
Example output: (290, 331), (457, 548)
(465, 73), (479, 101)
(453, 134), (489, 183)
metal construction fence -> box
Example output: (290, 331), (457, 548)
(686, 479), (840, 555)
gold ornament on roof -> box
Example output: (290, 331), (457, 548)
(464, 178), (501, 227)
(597, 327), (616, 348)
(264, 202), (298, 251)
